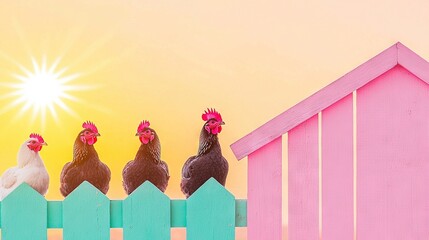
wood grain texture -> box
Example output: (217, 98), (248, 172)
(288, 115), (319, 240)
(1, 183), (47, 240)
(231, 43), (400, 160)
(123, 181), (170, 240)
(63, 181), (110, 240)
(321, 94), (353, 240)
(357, 66), (429, 239)
(187, 178), (235, 240)
(248, 137), (282, 240)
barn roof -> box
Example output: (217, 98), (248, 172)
(231, 42), (429, 160)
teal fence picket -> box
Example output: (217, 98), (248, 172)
(123, 181), (170, 240)
(187, 178), (235, 240)
(63, 181), (110, 240)
(1, 183), (47, 240)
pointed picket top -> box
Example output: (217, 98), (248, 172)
(123, 181), (171, 240)
(63, 181), (110, 240)
(187, 178), (235, 240)
(3, 182), (45, 203)
(63, 180), (109, 203)
(1, 183), (47, 240)
(125, 180), (169, 201)
(188, 177), (234, 201)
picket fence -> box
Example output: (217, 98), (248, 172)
(0, 178), (247, 240)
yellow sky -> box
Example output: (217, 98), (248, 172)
(0, 0), (428, 220)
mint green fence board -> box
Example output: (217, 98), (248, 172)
(235, 199), (247, 227)
(110, 200), (123, 227)
(63, 181), (110, 240)
(1, 183), (47, 240)
(47, 201), (62, 228)
(171, 199), (186, 227)
(187, 178), (235, 240)
(123, 181), (170, 240)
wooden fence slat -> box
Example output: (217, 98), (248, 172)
(63, 181), (110, 240)
(357, 66), (429, 239)
(322, 94), (354, 240)
(171, 200), (186, 227)
(110, 200), (123, 228)
(248, 136), (282, 240)
(123, 181), (170, 240)
(1, 183), (47, 240)
(187, 178), (235, 240)
(288, 115), (319, 240)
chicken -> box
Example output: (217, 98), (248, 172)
(60, 121), (111, 197)
(122, 120), (169, 194)
(0, 133), (49, 200)
(181, 108), (229, 198)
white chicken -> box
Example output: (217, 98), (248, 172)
(0, 133), (49, 200)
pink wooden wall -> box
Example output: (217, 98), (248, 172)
(321, 94), (353, 240)
(248, 137), (282, 240)
(250, 68), (429, 239)
(357, 66), (429, 239)
(288, 115), (319, 239)
(232, 43), (429, 240)
(286, 66), (429, 239)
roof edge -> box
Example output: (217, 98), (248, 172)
(231, 43), (410, 160)
(397, 42), (429, 84)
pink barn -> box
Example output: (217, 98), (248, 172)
(231, 42), (429, 240)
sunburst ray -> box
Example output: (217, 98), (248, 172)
(2, 56), (92, 127)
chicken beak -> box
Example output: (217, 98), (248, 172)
(94, 133), (101, 137)
(220, 121), (225, 125)
(135, 132), (140, 136)
(42, 142), (48, 146)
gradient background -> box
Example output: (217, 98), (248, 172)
(0, 0), (429, 239)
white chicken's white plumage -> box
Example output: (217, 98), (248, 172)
(0, 135), (49, 200)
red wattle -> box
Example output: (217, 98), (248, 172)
(140, 136), (150, 144)
(87, 137), (97, 145)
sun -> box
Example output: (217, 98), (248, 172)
(3, 56), (84, 125)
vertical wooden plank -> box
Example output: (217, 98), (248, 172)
(47, 201), (63, 228)
(357, 65), (429, 239)
(1, 183), (47, 240)
(110, 200), (123, 228)
(187, 178), (235, 240)
(171, 200), (186, 227)
(123, 181), (170, 240)
(288, 115), (318, 240)
(235, 199), (247, 227)
(322, 94), (354, 240)
(63, 181), (110, 240)
(248, 136), (282, 240)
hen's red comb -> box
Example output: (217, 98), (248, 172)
(137, 120), (150, 132)
(82, 121), (98, 133)
(202, 108), (222, 122)
(29, 133), (45, 143)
